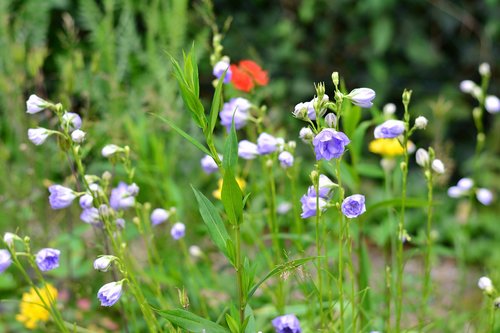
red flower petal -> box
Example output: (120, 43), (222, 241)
(239, 60), (269, 86)
(230, 64), (254, 92)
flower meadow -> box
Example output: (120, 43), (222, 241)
(1, 2), (500, 333)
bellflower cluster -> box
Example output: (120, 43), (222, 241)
(110, 182), (139, 211)
(341, 194), (366, 218)
(213, 58), (232, 84)
(300, 175), (335, 219)
(219, 97), (252, 131)
(293, 94), (329, 121)
(374, 120), (405, 139)
(0, 249), (12, 273)
(312, 128), (350, 161)
(35, 248), (60, 272)
(272, 314), (301, 333)
(97, 281), (123, 307)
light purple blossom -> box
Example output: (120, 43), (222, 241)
(347, 88), (376, 108)
(257, 133), (278, 155)
(49, 185), (76, 209)
(341, 194), (366, 218)
(26, 94), (48, 114)
(447, 186), (463, 198)
(79, 194), (94, 209)
(201, 155), (219, 174)
(213, 59), (232, 84)
(476, 188), (493, 206)
(97, 281), (123, 307)
(278, 151), (294, 168)
(457, 178), (474, 191)
(312, 128), (350, 160)
(272, 314), (301, 333)
(151, 208), (170, 226)
(0, 250), (12, 273)
(220, 98), (251, 131)
(28, 128), (50, 145)
(61, 112), (82, 130)
(238, 140), (259, 159)
(300, 186), (330, 219)
(374, 120), (405, 139)
(80, 208), (100, 225)
(485, 95), (500, 114)
(110, 182), (138, 210)
(35, 248), (60, 271)
(93, 256), (115, 272)
(115, 218), (125, 229)
(171, 222), (186, 240)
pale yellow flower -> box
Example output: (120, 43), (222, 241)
(369, 138), (404, 157)
(16, 284), (58, 329)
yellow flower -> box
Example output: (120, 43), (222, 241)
(213, 177), (246, 200)
(369, 138), (404, 157)
(16, 284), (58, 330)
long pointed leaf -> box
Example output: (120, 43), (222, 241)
(155, 308), (229, 333)
(209, 69), (226, 135)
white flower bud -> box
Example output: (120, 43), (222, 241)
(478, 276), (494, 294)
(457, 178), (474, 191)
(414, 116), (428, 129)
(318, 174), (336, 188)
(325, 113), (337, 127)
(479, 63), (491, 76)
(93, 255), (116, 272)
(485, 95), (500, 114)
(189, 245), (202, 258)
(102, 144), (120, 157)
(431, 159), (445, 174)
(415, 148), (429, 167)
(459, 80), (476, 94)
(447, 186), (464, 198)
(299, 127), (314, 142)
(3, 232), (17, 246)
(28, 128), (50, 145)
(476, 188), (493, 206)
(383, 103), (396, 116)
(71, 129), (86, 143)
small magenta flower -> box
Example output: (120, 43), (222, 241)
(201, 155), (220, 174)
(102, 144), (121, 157)
(347, 88), (376, 108)
(0, 250), (12, 273)
(110, 182), (138, 210)
(485, 95), (500, 114)
(80, 207), (101, 225)
(79, 194), (93, 209)
(476, 188), (493, 206)
(26, 95), (48, 114)
(61, 112), (82, 130)
(278, 151), (294, 168)
(171, 222), (186, 240)
(213, 59), (232, 83)
(374, 120), (405, 139)
(49, 185), (76, 209)
(341, 194), (366, 218)
(219, 98), (251, 131)
(312, 128), (350, 161)
(36, 248), (60, 271)
(238, 140), (259, 159)
(151, 208), (170, 226)
(97, 281), (123, 307)
(93, 256), (116, 272)
(28, 128), (51, 145)
(257, 133), (278, 155)
(272, 314), (301, 333)
(71, 129), (86, 143)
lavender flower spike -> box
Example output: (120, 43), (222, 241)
(28, 128), (51, 145)
(341, 194), (366, 218)
(171, 222), (186, 240)
(49, 185), (76, 209)
(35, 248), (60, 271)
(374, 120), (405, 139)
(0, 249), (12, 273)
(26, 94), (48, 114)
(272, 314), (302, 333)
(97, 281), (123, 307)
(347, 88), (376, 108)
(312, 128), (350, 161)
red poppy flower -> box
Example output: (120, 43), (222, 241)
(230, 60), (269, 92)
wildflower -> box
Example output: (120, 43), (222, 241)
(346, 88), (376, 108)
(61, 112), (82, 130)
(213, 59), (232, 83)
(79, 194), (93, 209)
(110, 182), (138, 210)
(479, 62), (491, 76)
(325, 113), (337, 127)
(28, 128), (51, 145)
(457, 178), (474, 191)
(97, 281), (123, 307)
(272, 314), (301, 333)
(4, 232), (18, 247)
(414, 116), (428, 129)
(213, 178), (246, 200)
(447, 186), (463, 198)
(478, 276), (494, 294)
(431, 159), (445, 174)
(0, 249), (12, 273)
(369, 138), (404, 157)
(71, 129), (86, 143)
(48, 185), (76, 209)
(189, 245), (203, 258)
(171, 222), (186, 240)
(341, 194), (366, 218)
(415, 148), (430, 167)
(101, 144), (121, 157)
(300, 184), (332, 219)
(26, 95), (48, 114)
(299, 127), (314, 143)
(16, 284), (58, 329)
(201, 155), (220, 174)
(93, 256), (116, 272)
(219, 97), (252, 131)
(476, 188), (493, 206)
(238, 140), (259, 159)
(80, 207), (101, 225)
(35, 248), (60, 271)
(257, 133), (278, 155)
(293, 102), (310, 120)
(374, 120), (405, 139)
(459, 80), (476, 94)
(383, 103), (396, 116)
(485, 95), (500, 114)
(278, 151), (294, 168)
(312, 128), (350, 161)
(230, 60), (269, 92)
(319, 174), (336, 189)
(151, 208), (170, 226)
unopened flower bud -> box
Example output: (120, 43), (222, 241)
(485, 95), (500, 114)
(478, 276), (494, 294)
(414, 116), (428, 129)
(431, 159), (445, 174)
(93, 255), (117, 272)
(332, 72), (339, 87)
(459, 80), (476, 94)
(380, 158), (396, 172)
(479, 62), (491, 76)
(402, 89), (412, 106)
(325, 113), (337, 128)
(476, 188), (494, 206)
(416, 148), (429, 167)
(383, 103), (396, 116)
(71, 129), (86, 143)
(299, 127), (314, 142)
(189, 245), (203, 258)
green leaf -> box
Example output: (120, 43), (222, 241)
(342, 103), (361, 138)
(371, 16), (393, 55)
(358, 239), (371, 325)
(209, 69), (226, 135)
(155, 308), (229, 333)
(192, 186), (231, 259)
(225, 314), (240, 333)
(221, 123), (243, 225)
(247, 257), (318, 299)
(151, 113), (211, 156)
(356, 162), (384, 179)
(243, 305), (256, 333)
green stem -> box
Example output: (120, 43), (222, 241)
(335, 158), (346, 333)
(420, 171), (434, 330)
(235, 224), (246, 325)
